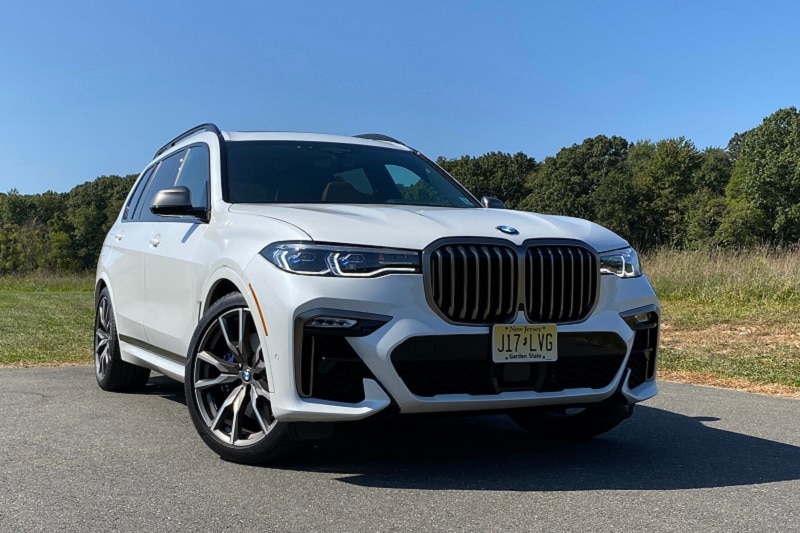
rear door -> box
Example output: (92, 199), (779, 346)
(104, 166), (155, 341)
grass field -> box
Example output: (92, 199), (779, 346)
(645, 248), (800, 396)
(0, 273), (94, 366)
(0, 251), (798, 397)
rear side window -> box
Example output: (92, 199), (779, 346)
(135, 149), (186, 221)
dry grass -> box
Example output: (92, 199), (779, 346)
(0, 271), (94, 292)
(643, 248), (800, 394)
(644, 247), (800, 325)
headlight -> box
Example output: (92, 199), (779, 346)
(599, 247), (642, 278)
(261, 242), (421, 277)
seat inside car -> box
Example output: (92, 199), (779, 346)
(321, 181), (365, 202)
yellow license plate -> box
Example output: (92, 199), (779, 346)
(492, 324), (558, 363)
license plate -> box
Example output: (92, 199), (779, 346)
(492, 324), (558, 363)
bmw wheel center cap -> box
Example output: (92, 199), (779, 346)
(242, 369), (252, 382)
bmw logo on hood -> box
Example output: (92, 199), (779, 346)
(496, 225), (519, 235)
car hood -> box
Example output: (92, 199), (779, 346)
(228, 204), (629, 252)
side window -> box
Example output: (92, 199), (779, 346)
(175, 144), (210, 210)
(385, 164), (420, 187)
(123, 166), (155, 221)
(136, 149), (186, 221)
(334, 168), (373, 195)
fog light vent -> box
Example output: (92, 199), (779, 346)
(307, 317), (358, 329)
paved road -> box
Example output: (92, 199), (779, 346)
(1, 367), (798, 532)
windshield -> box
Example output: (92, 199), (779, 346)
(224, 141), (478, 208)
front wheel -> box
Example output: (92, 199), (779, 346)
(508, 402), (633, 440)
(185, 293), (306, 464)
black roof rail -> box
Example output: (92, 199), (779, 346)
(354, 133), (407, 146)
(154, 123), (222, 158)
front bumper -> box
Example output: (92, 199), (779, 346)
(243, 257), (660, 422)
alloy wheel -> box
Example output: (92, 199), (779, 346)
(94, 296), (112, 380)
(191, 307), (276, 447)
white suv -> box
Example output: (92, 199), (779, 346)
(95, 124), (660, 463)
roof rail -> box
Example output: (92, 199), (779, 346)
(154, 123), (222, 158)
(354, 133), (406, 146)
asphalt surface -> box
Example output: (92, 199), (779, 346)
(0, 367), (798, 532)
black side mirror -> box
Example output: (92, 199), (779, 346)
(481, 196), (506, 209)
(151, 186), (207, 218)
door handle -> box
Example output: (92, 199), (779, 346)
(149, 236), (161, 247)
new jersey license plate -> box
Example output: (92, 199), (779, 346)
(492, 324), (558, 363)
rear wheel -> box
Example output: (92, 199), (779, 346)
(509, 403), (633, 440)
(94, 288), (150, 391)
(185, 293), (306, 463)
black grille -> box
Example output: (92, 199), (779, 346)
(426, 241), (598, 325)
(391, 333), (627, 397)
(525, 245), (597, 323)
(429, 243), (517, 324)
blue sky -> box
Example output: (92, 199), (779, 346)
(1, 1), (799, 194)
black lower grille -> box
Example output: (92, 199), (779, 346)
(627, 325), (659, 389)
(299, 335), (374, 403)
(391, 333), (626, 397)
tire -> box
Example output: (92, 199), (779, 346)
(184, 293), (307, 464)
(508, 402), (633, 440)
(94, 288), (151, 391)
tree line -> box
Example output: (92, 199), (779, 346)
(438, 107), (800, 250)
(0, 175), (135, 273)
(1, 107), (799, 273)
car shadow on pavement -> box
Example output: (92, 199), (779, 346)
(140, 375), (800, 492)
(279, 406), (800, 492)
(140, 375), (187, 404)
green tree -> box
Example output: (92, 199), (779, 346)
(628, 137), (701, 248)
(718, 107), (800, 245)
(437, 152), (537, 208)
(65, 175), (135, 269)
(592, 169), (639, 243)
(520, 135), (632, 236)
(680, 147), (733, 248)
(0, 189), (31, 226)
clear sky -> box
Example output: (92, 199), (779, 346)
(1, 0), (799, 194)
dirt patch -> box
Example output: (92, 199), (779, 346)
(660, 370), (800, 399)
(661, 319), (800, 358)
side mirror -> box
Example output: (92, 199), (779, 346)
(150, 186), (207, 218)
(481, 196), (506, 209)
